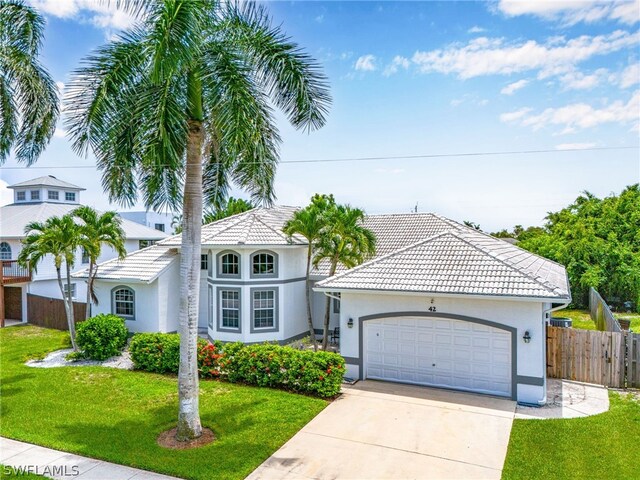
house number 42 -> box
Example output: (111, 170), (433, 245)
(428, 298), (436, 312)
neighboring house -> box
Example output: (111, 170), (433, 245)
(0, 176), (168, 323)
(81, 206), (570, 405)
(118, 211), (174, 235)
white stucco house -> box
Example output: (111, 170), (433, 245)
(81, 206), (571, 405)
(0, 176), (168, 323)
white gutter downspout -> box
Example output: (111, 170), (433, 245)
(323, 291), (341, 302)
(537, 302), (570, 406)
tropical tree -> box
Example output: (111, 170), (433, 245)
(64, 0), (330, 441)
(283, 194), (336, 351)
(72, 206), (126, 319)
(18, 215), (81, 349)
(313, 204), (376, 349)
(0, 0), (58, 165)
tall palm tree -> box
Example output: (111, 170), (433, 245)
(283, 194), (337, 351)
(313, 205), (376, 349)
(18, 215), (81, 350)
(0, 0), (58, 164)
(72, 206), (126, 319)
(64, 0), (330, 441)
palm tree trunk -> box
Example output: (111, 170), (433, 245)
(322, 261), (337, 349)
(305, 245), (318, 351)
(85, 261), (94, 320)
(176, 70), (204, 442)
(56, 265), (77, 351)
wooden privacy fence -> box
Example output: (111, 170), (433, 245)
(547, 325), (640, 388)
(589, 287), (622, 332)
(27, 294), (86, 330)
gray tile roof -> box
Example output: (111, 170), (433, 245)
(161, 206), (304, 246)
(0, 203), (169, 240)
(73, 244), (177, 282)
(316, 229), (570, 300)
(86, 206), (569, 300)
(8, 175), (85, 190)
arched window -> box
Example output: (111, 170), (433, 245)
(112, 286), (135, 319)
(0, 242), (12, 260)
(250, 250), (278, 278)
(217, 251), (240, 278)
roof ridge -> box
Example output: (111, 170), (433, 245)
(450, 230), (561, 295)
(316, 230), (455, 286)
(251, 214), (298, 243)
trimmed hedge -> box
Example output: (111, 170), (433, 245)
(130, 333), (345, 397)
(75, 314), (128, 360)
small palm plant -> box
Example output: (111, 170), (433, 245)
(283, 194), (337, 351)
(72, 206), (126, 319)
(0, 0), (58, 165)
(313, 205), (376, 349)
(18, 215), (81, 350)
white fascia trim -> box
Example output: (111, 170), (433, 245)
(90, 277), (150, 284)
(313, 286), (571, 304)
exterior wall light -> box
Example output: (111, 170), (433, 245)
(347, 317), (354, 328)
(523, 330), (531, 343)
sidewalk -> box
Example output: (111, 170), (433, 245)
(1, 437), (182, 480)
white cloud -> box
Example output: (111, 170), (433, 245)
(468, 26), (487, 33)
(499, 107), (533, 122)
(374, 168), (405, 174)
(383, 55), (410, 76)
(501, 79), (529, 95)
(411, 30), (640, 80)
(354, 54), (377, 72)
(619, 63), (640, 88)
(559, 68), (609, 90)
(501, 90), (640, 132)
(28, 0), (136, 30)
(555, 142), (597, 150)
(315, 14), (324, 24)
(54, 128), (66, 138)
(496, 0), (640, 26)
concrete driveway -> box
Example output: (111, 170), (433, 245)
(247, 381), (516, 480)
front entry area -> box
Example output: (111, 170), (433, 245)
(364, 316), (513, 397)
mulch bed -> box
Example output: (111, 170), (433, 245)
(157, 427), (216, 450)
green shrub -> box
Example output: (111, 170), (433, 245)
(75, 314), (128, 360)
(131, 333), (346, 397)
(129, 333), (208, 373)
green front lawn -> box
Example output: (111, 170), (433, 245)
(554, 309), (640, 331)
(503, 392), (640, 480)
(0, 326), (327, 480)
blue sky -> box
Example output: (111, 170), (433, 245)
(1, 0), (638, 231)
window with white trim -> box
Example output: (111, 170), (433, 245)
(201, 254), (208, 270)
(220, 252), (239, 276)
(65, 192), (76, 202)
(16, 191), (26, 201)
(48, 190), (59, 200)
(30, 190), (40, 200)
(113, 287), (135, 319)
(154, 223), (165, 232)
(252, 252), (275, 275)
(63, 283), (77, 300)
(220, 290), (240, 329)
(0, 242), (11, 260)
(252, 290), (275, 329)
(81, 247), (90, 264)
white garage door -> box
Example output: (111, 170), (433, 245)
(365, 316), (512, 397)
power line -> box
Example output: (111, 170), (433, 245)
(0, 145), (637, 170)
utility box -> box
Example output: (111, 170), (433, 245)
(551, 317), (572, 328)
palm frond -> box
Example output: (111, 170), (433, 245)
(219, 1), (331, 132)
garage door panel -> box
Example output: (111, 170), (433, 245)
(365, 316), (512, 398)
